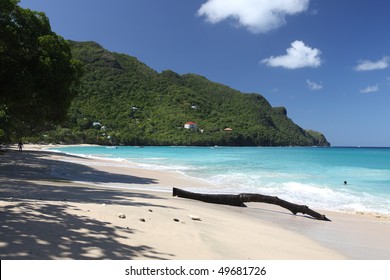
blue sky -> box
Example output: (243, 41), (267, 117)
(20, 0), (390, 147)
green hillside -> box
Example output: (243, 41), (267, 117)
(44, 41), (330, 146)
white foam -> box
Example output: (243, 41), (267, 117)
(193, 174), (390, 215)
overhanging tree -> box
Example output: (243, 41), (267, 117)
(0, 0), (83, 142)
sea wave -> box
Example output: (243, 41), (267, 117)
(49, 146), (390, 215)
(190, 173), (390, 215)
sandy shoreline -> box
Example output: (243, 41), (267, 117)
(1, 145), (389, 259)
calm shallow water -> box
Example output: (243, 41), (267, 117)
(52, 146), (390, 214)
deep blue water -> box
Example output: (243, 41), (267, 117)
(52, 146), (390, 214)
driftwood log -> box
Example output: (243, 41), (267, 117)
(173, 187), (331, 222)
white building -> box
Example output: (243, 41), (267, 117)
(184, 122), (197, 130)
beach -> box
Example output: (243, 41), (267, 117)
(1, 145), (389, 260)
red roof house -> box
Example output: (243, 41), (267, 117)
(184, 122), (197, 129)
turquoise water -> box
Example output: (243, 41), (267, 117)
(52, 146), (390, 214)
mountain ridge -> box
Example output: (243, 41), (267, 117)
(45, 41), (330, 147)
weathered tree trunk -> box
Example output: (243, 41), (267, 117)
(173, 187), (331, 221)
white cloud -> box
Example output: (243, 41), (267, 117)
(306, 79), (323, 90)
(261, 40), (322, 69)
(197, 0), (310, 33)
(355, 56), (389, 71)
(360, 85), (379, 93)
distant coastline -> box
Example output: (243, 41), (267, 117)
(332, 146), (390, 149)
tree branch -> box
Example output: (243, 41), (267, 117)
(173, 188), (331, 221)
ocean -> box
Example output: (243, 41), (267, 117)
(51, 146), (390, 215)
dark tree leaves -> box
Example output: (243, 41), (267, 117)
(0, 0), (83, 141)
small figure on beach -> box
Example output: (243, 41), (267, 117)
(0, 143), (5, 154)
(344, 181), (347, 185)
(18, 140), (23, 152)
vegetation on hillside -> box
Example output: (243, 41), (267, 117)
(38, 41), (329, 146)
(0, 1), (328, 146)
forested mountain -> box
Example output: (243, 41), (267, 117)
(45, 41), (329, 146)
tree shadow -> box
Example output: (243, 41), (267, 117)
(0, 150), (178, 259)
(0, 201), (174, 259)
(1, 150), (159, 185)
(0, 150), (173, 205)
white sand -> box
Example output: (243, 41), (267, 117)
(1, 145), (389, 259)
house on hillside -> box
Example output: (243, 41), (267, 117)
(224, 128), (233, 132)
(184, 122), (197, 130)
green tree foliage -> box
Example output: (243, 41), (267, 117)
(0, 0), (83, 142)
(46, 41), (329, 147)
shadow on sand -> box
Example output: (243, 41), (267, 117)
(0, 150), (176, 259)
